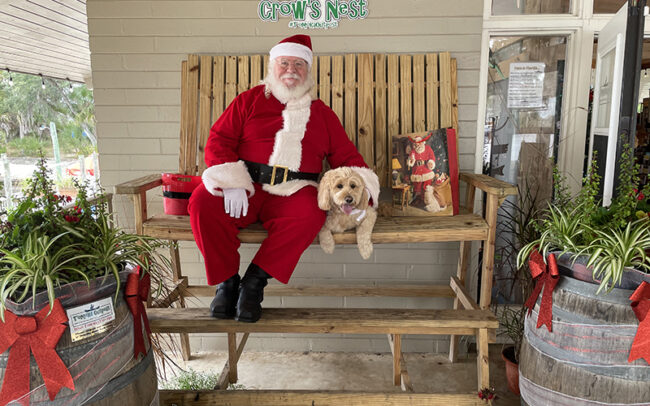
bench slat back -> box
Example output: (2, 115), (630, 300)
(180, 53), (458, 187)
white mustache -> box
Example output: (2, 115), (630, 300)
(281, 73), (300, 80)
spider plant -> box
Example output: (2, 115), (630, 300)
(62, 213), (170, 301)
(517, 202), (587, 269)
(0, 232), (94, 319)
(577, 219), (650, 294)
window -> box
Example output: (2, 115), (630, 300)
(492, 0), (571, 15)
(593, 0), (627, 14)
(484, 36), (567, 189)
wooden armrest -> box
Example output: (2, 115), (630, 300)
(459, 172), (517, 198)
(114, 174), (163, 195)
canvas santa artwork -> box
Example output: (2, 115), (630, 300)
(391, 129), (459, 216)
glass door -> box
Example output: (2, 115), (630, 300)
(483, 35), (568, 303)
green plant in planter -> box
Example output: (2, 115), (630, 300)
(517, 143), (650, 294)
(0, 156), (172, 317)
(577, 218), (650, 291)
(0, 232), (94, 312)
(498, 305), (526, 363)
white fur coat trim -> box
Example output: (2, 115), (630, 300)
(263, 180), (318, 196)
(348, 166), (380, 208)
(202, 160), (255, 197)
(267, 92), (312, 171)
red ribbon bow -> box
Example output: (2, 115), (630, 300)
(125, 268), (152, 359)
(628, 281), (650, 364)
(0, 299), (74, 405)
(524, 249), (560, 332)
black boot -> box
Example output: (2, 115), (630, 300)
(235, 264), (271, 323)
(210, 273), (240, 319)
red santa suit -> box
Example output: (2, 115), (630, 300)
(407, 140), (436, 197)
(188, 85), (379, 285)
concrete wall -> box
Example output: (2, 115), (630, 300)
(87, 0), (483, 353)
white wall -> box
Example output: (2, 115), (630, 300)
(87, 0), (483, 353)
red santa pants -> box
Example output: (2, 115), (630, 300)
(188, 183), (326, 285)
(412, 178), (433, 196)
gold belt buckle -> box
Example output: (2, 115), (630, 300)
(270, 165), (289, 185)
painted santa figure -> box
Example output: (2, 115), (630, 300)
(189, 34), (380, 323)
(406, 133), (436, 207)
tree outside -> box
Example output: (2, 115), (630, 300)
(0, 71), (95, 156)
(0, 71), (97, 210)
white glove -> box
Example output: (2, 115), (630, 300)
(223, 188), (248, 218)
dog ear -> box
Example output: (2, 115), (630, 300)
(317, 171), (334, 211)
(358, 186), (370, 210)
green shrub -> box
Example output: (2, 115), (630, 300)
(160, 368), (220, 390)
(7, 136), (49, 157)
(58, 130), (95, 157)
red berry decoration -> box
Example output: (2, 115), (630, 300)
(478, 387), (497, 403)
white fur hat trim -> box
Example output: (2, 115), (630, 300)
(270, 43), (313, 66)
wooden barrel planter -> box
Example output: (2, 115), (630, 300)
(519, 254), (650, 405)
(0, 272), (158, 405)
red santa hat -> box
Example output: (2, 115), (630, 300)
(409, 133), (432, 144)
(269, 34), (313, 67)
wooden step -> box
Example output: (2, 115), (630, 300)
(147, 307), (498, 335)
(159, 390), (481, 406)
(142, 213), (489, 243)
(185, 283), (456, 298)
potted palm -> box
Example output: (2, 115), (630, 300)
(0, 157), (171, 405)
(515, 145), (650, 405)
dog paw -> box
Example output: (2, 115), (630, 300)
(319, 230), (336, 254)
(359, 243), (373, 259)
(320, 242), (335, 254)
(319, 237), (335, 254)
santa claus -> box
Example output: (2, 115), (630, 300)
(406, 133), (436, 206)
(188, 35), (379, 323)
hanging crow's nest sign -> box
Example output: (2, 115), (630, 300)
(258, 0), (368, 29)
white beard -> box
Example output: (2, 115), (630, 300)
(262, 66), (314, 104)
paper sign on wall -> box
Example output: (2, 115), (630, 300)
(66, 297), (116, 342)
(507, 62), (545, 108)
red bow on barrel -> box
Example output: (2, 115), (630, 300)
(125, 267), (152, 359)
(524, 249), (560, 332)
(628, 281), (650, 364)
(0, 299), (74, 405)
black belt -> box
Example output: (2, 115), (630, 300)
(163, 191), (192, 199)
(244, 160), (320, 186)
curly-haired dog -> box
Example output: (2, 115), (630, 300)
(317, 167), (377, 259)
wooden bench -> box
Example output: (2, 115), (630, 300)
(114, 52), (516, 404)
